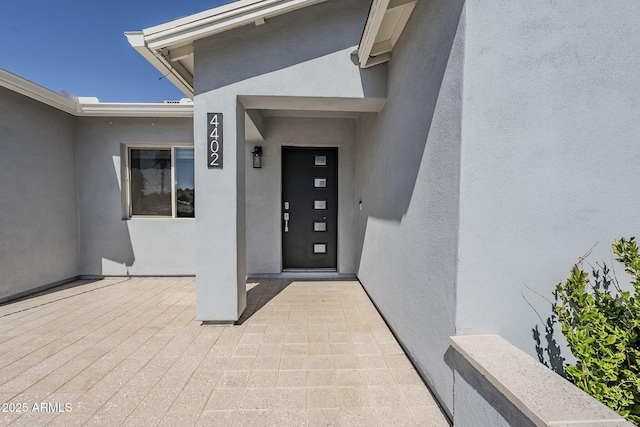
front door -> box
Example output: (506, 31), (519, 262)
(282, 147), (338, 269)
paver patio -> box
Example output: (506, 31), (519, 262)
(0, 277), (449, 426)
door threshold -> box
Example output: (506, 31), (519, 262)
(248, 271), (356, 280)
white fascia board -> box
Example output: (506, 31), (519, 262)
(142, 0), (326, 51)
(78, 102), (193, 117)
(358, 0), (416, 68)
(0, 68), (80, 115)
(125, 32), (194, 98)
(126, 0), (325, 98)
(143, 0), (266, 35)
(358, 0), (390, 67)
(0, 67), (193, 118)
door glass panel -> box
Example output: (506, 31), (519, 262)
(314, 155), (327, 166)
(314, 221), (326, 232)
(313, 243), (326, 254)
(314, 200), (327, 210)
(314, 178), (327, 188)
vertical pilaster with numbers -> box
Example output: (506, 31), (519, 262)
(207, 113), (223, 169)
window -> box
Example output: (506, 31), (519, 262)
(127, 146), (194, 218)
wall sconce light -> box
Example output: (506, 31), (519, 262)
(252, 146), (263, 168)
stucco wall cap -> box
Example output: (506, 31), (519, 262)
(449, 335), (633, 427)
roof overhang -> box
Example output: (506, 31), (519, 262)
(126, 0), (326, 99)
(76, 99), (193, 117)
(0, 68), (193, 118)
(358, 0), (417, 68)
(0, 68), (79, 115)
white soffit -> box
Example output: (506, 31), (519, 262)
(126, 0), (326, 99)
(0, 68), (193, 118)
(358, 0), (417, 68)
(78, 101), (193, 117)
(125, 31), (195, 99)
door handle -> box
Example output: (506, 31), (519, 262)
(284, 213), (289, 232)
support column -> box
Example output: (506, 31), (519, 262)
(195, 94), (247, 322)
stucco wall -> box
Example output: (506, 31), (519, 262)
(451, 360), (536, 427)
(75, 117), (196, 276)
(456, 0), (640, 363)
(354, 0), (466, 415)
(245, 116), (357, 275)
(0, 87), (79, 302)
(193, 0), (383, 99)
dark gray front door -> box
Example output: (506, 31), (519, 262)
(282, 147), (338, 269)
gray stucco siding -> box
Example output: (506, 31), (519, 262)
(456, 0), (640, 360)
(75, 117), (196, 277)
(354, 0), (466, 415)
(193, 0), (383, 99)
(0, 87), (79, 302)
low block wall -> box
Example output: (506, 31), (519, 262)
(448, 335), (632, 427)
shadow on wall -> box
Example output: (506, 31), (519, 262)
(79, 150), (135, 275)
(99, 154), (136, 274)
(523, 285), (565, 375)
(98, 222), (136, 274)
(444, 347), (538, 427)
(194, 0), (380, 94)
(532, 311), (566, 376)
(357, 0), (465, 223)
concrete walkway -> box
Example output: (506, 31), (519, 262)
(0, 278), (449, 426)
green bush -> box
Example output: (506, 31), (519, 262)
(554, 237), (640, 424)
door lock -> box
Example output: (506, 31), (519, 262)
(284, 213), (289, 232)
(284, 201), (290, 210)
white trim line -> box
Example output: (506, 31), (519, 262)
(358, 0), (416, 68)
(358, 0), (390, 68)
(0, 68), (193, 118)
(79, 102), (193, 117)
(0, 68), (79, 115)
(142, 0), (326, 50)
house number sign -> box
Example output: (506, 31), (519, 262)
(207, 113), (223, 168)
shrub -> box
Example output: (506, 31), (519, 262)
(554, 237), (640, 424)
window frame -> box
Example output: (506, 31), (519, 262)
(125, 144), (195, 219)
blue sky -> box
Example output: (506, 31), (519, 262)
(0, 1), (229, 102)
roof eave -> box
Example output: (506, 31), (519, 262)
(142, 0), (326, 51)
(78, 102), (193, 118)
(0, 68), (80, 115)
(0, 68), (194, 118)
(358, 0), (417, 68)
(125, 0), (328, 98)
(125, 32), (194, 99)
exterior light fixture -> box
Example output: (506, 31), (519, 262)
(252, 146), (262, 168)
